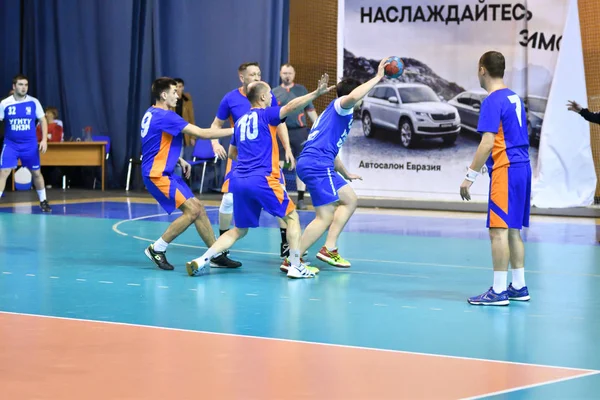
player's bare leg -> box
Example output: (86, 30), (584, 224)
(187, 228), (248, 276)
(145, 198), (204, 270)
(0, 169), (11, 199)
(317, 185), (357, 268)
(468, 228), (511, 306)
(145, 198), (240, 271)
(507, 228), (529, 300)
(31, 169), (51, 212)
(299, 204), (335, 256)
(194, 204), (242, 268)
(281, 210), (317, 278)
(213, 192), (241, 267)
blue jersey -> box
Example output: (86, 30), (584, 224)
(140, 107), (189, 177)
(0, 95), (45, 145)
(299, 98), (354, 167)
(231, 106), (282, 180)
(477, 88), (530, 171)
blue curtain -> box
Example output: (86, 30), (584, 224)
(3, 0), (289, 188)
(0, 0), (22, 97)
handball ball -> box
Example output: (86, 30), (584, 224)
(384, 56), (404, 78)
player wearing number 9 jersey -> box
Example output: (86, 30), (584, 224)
(140, 77), (241, 272)
(186, 75), (334, 279)
(460, 51), (531, 306)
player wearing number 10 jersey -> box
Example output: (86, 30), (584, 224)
(460, 51), (531, 306)
(186, 75), (334, 279)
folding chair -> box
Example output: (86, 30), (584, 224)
(186, 139), (218, 194)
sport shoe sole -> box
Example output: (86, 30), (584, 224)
(508, 295), (530, 301)
(316, 252), (351, 268)
(287, 267), (315, 279)
(467, 299), (509, 306)
(186, 260), (210, 277)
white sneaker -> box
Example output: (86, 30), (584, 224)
(287, 264), (317, 279)
(186, 258), (210, 277)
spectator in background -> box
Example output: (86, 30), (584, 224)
(567, 100), (600, 124)
(36, 106), (63, 142)
(173, 78), (196, 147)
(273, 64), (319, 209)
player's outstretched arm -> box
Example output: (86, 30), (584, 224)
(182, 124), (234, 140)
(279, 73), (335, 120)
(340, 57), (391, 110)
(334, 155), (362, 181)
(210, 117), (229, 159)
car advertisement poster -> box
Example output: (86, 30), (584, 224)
(339, 0), (567, 201)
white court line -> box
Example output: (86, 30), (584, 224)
(0, 310), (597, 376)
(461, 370), (600, 400)
(111, 212), (600, 279)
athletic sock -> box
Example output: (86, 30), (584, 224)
(511, 268), (526, 290)
(280, 228), (287, 244)
(492, 271), (508, 294)
(37, 189), (46, 202)
(153, 237), (169, 252)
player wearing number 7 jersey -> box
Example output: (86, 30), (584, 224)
(186, 74), (335, 279)
(460, 51), (531, 306)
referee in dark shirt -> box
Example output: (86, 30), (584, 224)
(567, 99), (600, 123)
(274, 64), (319, 209)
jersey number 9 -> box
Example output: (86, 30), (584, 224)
(141, 112), (153, 138)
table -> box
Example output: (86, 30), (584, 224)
(11, 142), (107, 191)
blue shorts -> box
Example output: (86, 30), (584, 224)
(0, 142), (41, 170)
(487, 164), (531, 229)
(231, 174), (295, 229)
(296, 160), (348, 207)
(143, 174), (195, 214)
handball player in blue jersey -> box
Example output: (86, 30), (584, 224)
(460, 51), (531, 306)
(0, 74), (51, 212)
(209, 62), (296, 259)
(141, 77), (241, 271)
(187, 74), (334, 279)
(279, 58), (391, 272)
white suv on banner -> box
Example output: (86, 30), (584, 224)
(360, 83), (461, 148)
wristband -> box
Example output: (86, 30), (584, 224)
(465, 168), (479, 182)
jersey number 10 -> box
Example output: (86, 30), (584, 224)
(237, 112), (259, 141)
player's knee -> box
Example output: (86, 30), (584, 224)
(185, 199), (205, 220)
(508, 229), (522, 241)
(219, 192), (233, 215)
(234, 227), (249, 239)
(30, 169), (42, 178)
(315, 207), (335, 225)
(489, 228), (508, 241)
(339, 187), (358, 209)
(283, 210), (299, 224)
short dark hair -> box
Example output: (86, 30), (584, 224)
(151, 77), (177, 103)
(238, 62), (260, 72)
(45, 106), (59, 119)
(247, 82), (269, 103)
(336, 77), (362, 97)
(174, 78), (184, 85)
(12, 74), (28, 85)
(280, 63), (294, 70)
(479, 51), (505, 78)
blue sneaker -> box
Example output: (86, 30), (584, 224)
(468, 287), (509, 306)
(507, 283), (530, 301)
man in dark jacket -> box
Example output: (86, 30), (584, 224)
(567, 100), (600, 123)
